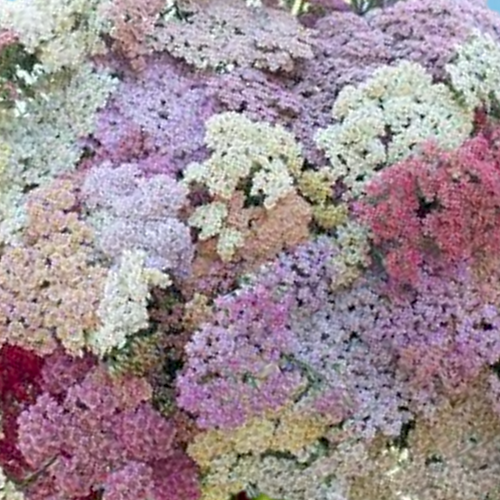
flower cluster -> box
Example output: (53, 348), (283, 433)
(151, 0), (313, 72)
(82, 162), (194, 276)
(356, 130), (500, 285)
(17, 361), (200, 500)
(446, 30), (500, 112)
(176, 282), (304, 429)
(88, 249), (172, 357)
(0, 0), (107, 72)
(0, 180), (107, 356)
(315, 60), (473, 198)
(183, 112), (311, 263)
(188, 403), (336, 500)
(88, 55), (216, 176)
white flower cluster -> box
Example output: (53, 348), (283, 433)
(315, 60), (474, 198)
(0, 0), (109, 72)
(0, 467), (23, 500)
(88, 249), (172, 358)
(183, 112), (303, 261)
(446, 30), (500, 112)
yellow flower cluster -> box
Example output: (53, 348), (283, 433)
(188, 404), (331, 500)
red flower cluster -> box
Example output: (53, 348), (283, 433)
(357, 129), (500, 287)
(0, 345), (44, 482)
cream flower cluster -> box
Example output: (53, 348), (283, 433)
(184, 112), (303, 260)
(315, 60), (474, 198)
(88, 249), (172, 357)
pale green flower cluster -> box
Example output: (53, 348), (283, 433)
(183, 112), (304, 261)
(0, 0), (109, 73)
(446, 30), (500, 112)
(315, 60), (474, 198)
(88, 249), (172, 358)
(0, 467), (23, 500)
(0, 64), (116, 244)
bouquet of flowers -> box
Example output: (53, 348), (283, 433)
(0, 1), (500, 499)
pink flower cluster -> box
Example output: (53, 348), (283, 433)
(17, 356), (199, 500)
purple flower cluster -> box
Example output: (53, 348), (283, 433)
(291, 275), (412, 438)
(88, 55), (216, 176)
(176, 283), (303, 429)
(178, 226), (500, 439)
(291, 262), (500, 433)
(81, 162), (194, 276)
(177, 237), (341, 429)
(205, 68), (303, 130)
(375, 265), (500, 413)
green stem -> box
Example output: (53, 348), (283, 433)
(17, 455), (58, 488)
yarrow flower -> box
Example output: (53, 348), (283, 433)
(356, 130), (500, 286)
(82, 162), (194, 277)
(315, 60), (473, 198)
(17, 363), (200, 500)
(3, 2), (500, 500)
